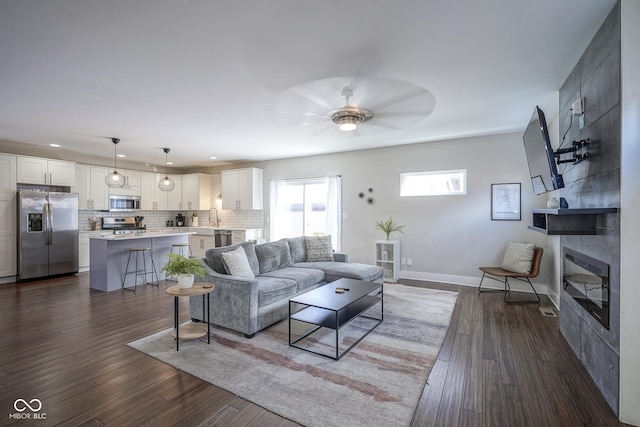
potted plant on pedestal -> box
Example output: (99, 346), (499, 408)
(161, 253), (207, 288)
(375, 216), (405, 240)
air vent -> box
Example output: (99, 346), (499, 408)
(539, 307), (557, 317)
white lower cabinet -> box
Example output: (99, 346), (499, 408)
(189, 235), (215, 259)
(0, 235), (17, 277)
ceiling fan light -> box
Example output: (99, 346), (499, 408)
(338, 120), (357, 131)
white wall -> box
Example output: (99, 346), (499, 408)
(251, 132), (552, 295)
(619, 0), (640, 424)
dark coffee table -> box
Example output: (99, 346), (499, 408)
(288, 278), (383, 360)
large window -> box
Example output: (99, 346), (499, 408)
(400, 169), (467, 197)
(270, 176), (341, 250)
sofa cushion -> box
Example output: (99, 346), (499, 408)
(285, 237), (306, 263)
(304, 235), (334, 262)
(260, 267), (325, 292)
(501, 241), (535, 274)
(293, 261), (383, 283)
(205, 242), (260, 276)
(221, 246), (255, 278)
(255, 239), (293, 274)
(256, 276), (297, 307)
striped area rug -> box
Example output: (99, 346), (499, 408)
(128, 283), (457, 427)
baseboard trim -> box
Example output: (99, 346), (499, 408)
(399, 269), (550, 298)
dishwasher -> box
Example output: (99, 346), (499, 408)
(214, 230), (232, 247)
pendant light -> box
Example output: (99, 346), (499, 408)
(158, 148), (175, 191)
(105, 138), (126, 188)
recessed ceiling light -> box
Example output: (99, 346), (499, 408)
(167, 162), (173, 165)
(117, 154), (126, 158)
(49, 143), (61, 147)
(210, 156), (218, 160)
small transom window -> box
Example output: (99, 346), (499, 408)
(400, 169), (467, 197)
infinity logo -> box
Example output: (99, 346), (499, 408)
(14, 398), (42, 412)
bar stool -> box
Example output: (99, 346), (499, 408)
(170, 243), (192, 258)
(122, 247), (160, 292)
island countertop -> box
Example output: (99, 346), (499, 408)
(89, 230), (196, 241)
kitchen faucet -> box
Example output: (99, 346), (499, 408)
(209, 208), (220, 227)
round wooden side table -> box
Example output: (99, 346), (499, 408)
(166, 282), (215, 351)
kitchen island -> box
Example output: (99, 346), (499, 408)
(89, 231), (195, 292)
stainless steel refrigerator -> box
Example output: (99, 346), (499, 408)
(18, 190), (79, 281)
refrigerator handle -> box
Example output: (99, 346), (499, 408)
(46, 203), (53, 245)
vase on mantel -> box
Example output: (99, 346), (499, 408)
(547, 197), (560, 209)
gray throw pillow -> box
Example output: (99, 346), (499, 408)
(304, 235), (334, 262)
(501, 242), (535, 274)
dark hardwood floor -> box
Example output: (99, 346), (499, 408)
(0, 274), (625, 426)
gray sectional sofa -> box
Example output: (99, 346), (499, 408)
(189, 236), (383, 337)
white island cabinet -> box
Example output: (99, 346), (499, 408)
(89, 231), (195, 292)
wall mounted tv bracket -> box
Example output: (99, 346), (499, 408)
(554, 138), (590, 164)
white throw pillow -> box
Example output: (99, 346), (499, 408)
(221, 246), (255, 278)
(501, 242), (536, 274)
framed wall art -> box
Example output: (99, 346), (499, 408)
(491, 183), (521, 221)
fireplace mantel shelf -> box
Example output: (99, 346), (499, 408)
(528, 208), (618, 235)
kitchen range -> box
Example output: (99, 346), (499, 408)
(102, 216), (146, 234)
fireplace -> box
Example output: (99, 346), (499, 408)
(563, 248), (610, 329)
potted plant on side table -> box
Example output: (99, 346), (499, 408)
(161, 253), (207, 288)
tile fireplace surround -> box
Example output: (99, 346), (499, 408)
(557, 3), (621, 415)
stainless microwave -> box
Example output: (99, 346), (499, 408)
(108, 194), (141, 212)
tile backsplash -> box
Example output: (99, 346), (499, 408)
(78, 173), (264, 231)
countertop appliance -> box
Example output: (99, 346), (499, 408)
(175, 213), (186, 227)
(102, 217), (147, 234)
(18, 190), (79, 281)
(108, 194), (140, 212)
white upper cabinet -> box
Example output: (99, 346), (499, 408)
(181, 173), (211, 211)
(140, 172), (167, 211)
(17, 156), (76, 186)
(167, 174), (182, 210)
(221, 168), (263, 210)
(73, 164), (109, 211)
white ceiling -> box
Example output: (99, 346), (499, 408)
(0, 0), (616, 169)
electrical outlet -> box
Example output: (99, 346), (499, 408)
(401, 258), (406, 265)
(572, 98), (584, 116)
(407, 258), (412, 266)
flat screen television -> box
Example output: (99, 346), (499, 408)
(522, 106), (564, 195)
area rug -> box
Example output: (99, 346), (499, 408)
(128, 283), (457, 427)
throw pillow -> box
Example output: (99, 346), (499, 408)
(221, 246), (255, 278)
(501, 242), (536, 274)
(304, 235), (334, 262)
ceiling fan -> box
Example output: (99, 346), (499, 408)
(267, 76), (436, 135)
